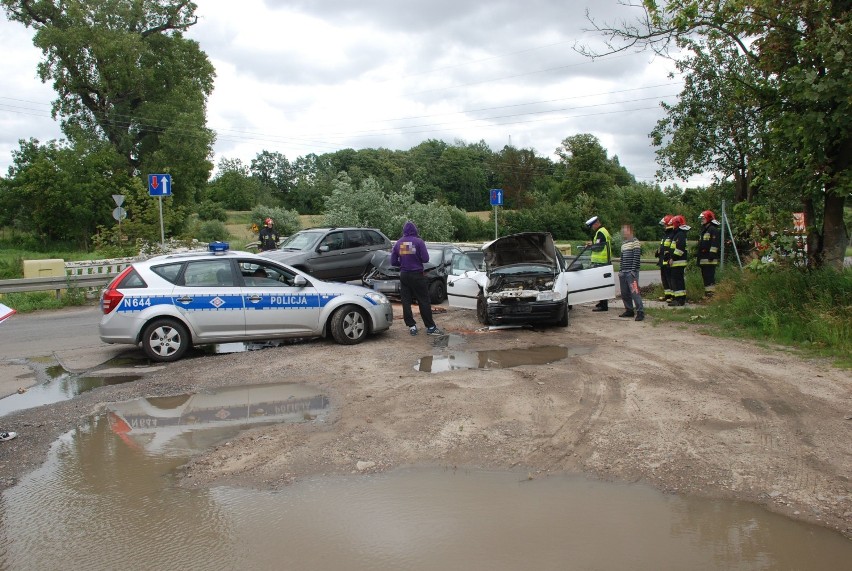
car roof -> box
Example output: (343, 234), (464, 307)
(139, 249), (260, 266)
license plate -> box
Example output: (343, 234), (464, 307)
(374, 280), (399, 294)
(507, 304), (531, 314)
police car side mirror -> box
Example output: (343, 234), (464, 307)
(293, 275), (308, 287)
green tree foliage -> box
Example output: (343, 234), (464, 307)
(2, 0), (216, 207)
(205, 158), (262, 210)
(584, 0), (850, 269)
(250, 150), (293, 198)
(651, 38), (766, 204)
(323, 174), (455, 241)
(554, 134), (635, 212)
(0, 138), (138, 248)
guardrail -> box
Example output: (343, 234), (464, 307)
(0, 258), (138, 297)
(0, 273), (118, 297)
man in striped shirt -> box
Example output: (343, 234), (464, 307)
(618, 224), (644, 321)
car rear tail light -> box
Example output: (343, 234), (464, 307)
(101, 267), (133, 314)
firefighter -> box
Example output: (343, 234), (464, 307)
(585, 215), (612, 311)
(655, 214), (675, 302)
(258, 218), (280, 252)
(697, 210), (721, 297)
(668, 215), (690, 306)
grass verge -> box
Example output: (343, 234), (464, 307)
(646, 266), (851, 368)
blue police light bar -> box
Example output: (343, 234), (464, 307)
(208, 241), (230, 254)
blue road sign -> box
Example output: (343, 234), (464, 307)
(148, 174), (172, 197)
(489, 188), (504, 206)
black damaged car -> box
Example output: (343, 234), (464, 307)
(362, 243), (465, 304)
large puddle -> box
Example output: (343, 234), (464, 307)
(416, 345), (592, 373)
(2, 382), (850, 569)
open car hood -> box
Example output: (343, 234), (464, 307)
(483, 232), (558, 272)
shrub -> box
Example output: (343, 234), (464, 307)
(197, 200), (228, 222)
(197, 220), (229, 243)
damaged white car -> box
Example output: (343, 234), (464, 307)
(446, 232), (616, 326)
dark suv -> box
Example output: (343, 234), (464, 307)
(259, 227), (392, 282)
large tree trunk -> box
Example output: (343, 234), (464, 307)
(821, 191), (848, 270)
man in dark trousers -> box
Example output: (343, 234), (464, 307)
(656, 215), (675, 302)
(585, 215), (612, 311)
(697, 210), (721, 297)
(668, 215), (690, 306)
(258, 218), (280, 252)
(391, 221), (444, 336)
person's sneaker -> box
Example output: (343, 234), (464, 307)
(635, 312), (645, 322)
(426, 326), (445, 336)
(592, 306), (608, 312)
(0, 431), (17, 442)
(409, 326), (418, 336)
(618, 310), (635, 318)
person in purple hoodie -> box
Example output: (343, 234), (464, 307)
(391, 221), (445, 336)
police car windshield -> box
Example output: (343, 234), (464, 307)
(278, 231), (323, 251)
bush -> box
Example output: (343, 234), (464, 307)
(197, 200), (228, 222)
(197, 220), (229, 242)
(249, 206), (301, 237)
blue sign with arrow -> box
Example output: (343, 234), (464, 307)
(148, 174), (172, 197)
(489, 188), (503, 206)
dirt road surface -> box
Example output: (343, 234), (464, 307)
(1, 303), (850, 538)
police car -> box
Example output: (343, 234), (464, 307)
(98, 242), (393, 362)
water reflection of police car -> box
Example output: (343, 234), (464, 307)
(99, 242), (393, 362)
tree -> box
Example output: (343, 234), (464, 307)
(0, 138), (138, 247)
(650, 38), (767, 204)
(555, 134), (634, 212)
(2, 0), (216, 207)
(250, 151), (293, 197)
(583, 0), (851, 269)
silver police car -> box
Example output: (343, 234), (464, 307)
(99, 242), (393, 362)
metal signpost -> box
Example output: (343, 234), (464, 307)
(111, 194), (126, 244)
(489, 188), (504, 239)
(148, 174), (172, 245)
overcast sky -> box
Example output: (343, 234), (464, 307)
(0, 1), (696, 185)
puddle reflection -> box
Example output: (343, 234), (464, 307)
(0, 363), (140, 417)
(416, 345), (591, 373)
(107, 382), (330, 456)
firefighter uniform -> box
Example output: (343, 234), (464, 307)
(668, 215), (690, 306)
(656, 215), (675, 301)
(697, 210), (721, 297)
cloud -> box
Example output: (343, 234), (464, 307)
(0, 1), (710, 185)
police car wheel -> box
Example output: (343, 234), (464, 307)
(141, 319), (190, 362)
(330, 306), (368, 345)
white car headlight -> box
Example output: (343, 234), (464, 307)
(363, 292), (389, 305)
(537, 291), (561, 302)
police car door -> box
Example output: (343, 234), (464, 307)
(562, 244), (616, 305)
(177, 259), (246, 340)
(239, 261), (321, 336)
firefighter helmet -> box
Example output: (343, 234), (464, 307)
(699, 210), (715, 222)
(660, 214), (674, 226)
(671, 215), (686, 228)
